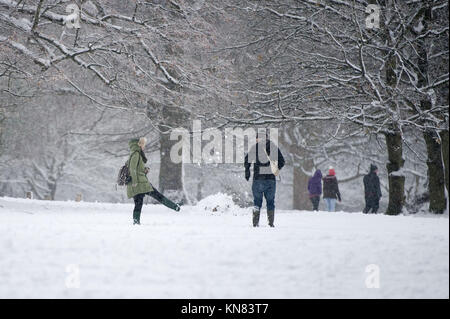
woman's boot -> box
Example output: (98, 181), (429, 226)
(148, 190), (181, 212)
(133, 210), (141, 225)
(161, 197), (180, 211)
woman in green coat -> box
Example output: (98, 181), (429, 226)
(127, 137), (180, 225)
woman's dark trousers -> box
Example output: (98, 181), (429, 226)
(133, 188), (180, 224)
(310, 196), (320, 211)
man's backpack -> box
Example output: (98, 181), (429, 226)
(117, 151), (139, 186)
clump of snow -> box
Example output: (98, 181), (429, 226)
(196, 193), (249, 215)
(389, 167), (405, 177)
(413, 18), (424, 34)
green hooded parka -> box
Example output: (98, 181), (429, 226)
(127, 139), (154, 198)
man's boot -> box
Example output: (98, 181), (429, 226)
(267, 210), (275, 227)
(252, 208), (260, 227)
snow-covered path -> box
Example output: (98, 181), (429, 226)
(0, 196), (448, 299)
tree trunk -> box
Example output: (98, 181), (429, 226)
(159, 129), (183, 193)
(293, 160), (314, 210)
(49, 182), (57, 200)
(279, 125), (315, 211)
(385, 130), (405, 215)
(423, 129), (446, 214)
(441, 130), (449, 194)
(158, 105), (188, 203)
(0, 113), (3, 156)
(381, 0), (406, 215)
(196, 166), (204, 201)
(414, 3), (446, 214)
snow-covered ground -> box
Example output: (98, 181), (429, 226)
(0, 194), (448, 299)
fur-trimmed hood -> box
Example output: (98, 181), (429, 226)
(129, 138), (147, 163)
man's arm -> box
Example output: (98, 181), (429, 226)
(244, 153), (251, 181)
(277, 147), (285, 170)
(376, 176), (382, 198)
(335, 179), (342, 201)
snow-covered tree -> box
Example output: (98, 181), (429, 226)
(207, 0), (449, 214)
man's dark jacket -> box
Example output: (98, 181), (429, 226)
(244, 140), (285, 180)
(364, 164), (382, 200)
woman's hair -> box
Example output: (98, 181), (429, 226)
(138, 137), (147, 147)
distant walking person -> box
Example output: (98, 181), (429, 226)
(322, 167), (341, 212)
(244, 133), (285, 227)
(127, 138), (180, 225)
(308, 169), (322, 211)
(363, 164), (382, 214)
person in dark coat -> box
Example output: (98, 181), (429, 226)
(244, 133), (285, 227)
(308, 169), (322, 211)
(127, 137), (180, 225)
(363, 164), (382, 214)
(322, 167), (341, 212)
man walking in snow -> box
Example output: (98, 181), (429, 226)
(363, 164), (382, 214)
(244, 133), (285, 227)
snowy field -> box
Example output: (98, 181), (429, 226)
(0, 195), (448, 299)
